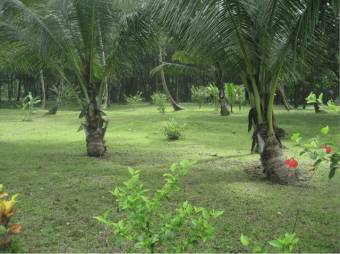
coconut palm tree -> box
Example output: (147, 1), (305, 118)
(0, 0), (149, 157)
(152, 0), (336, 183)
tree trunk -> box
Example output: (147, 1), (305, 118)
(7, 75), (13, 101)
(215, 64), (230, 116)
(278, 85), (291, 111)
(40, 70), (46, 109)
(261, 134), (296, 184)
(84, 97), (107, 157)
(98, 25), (109, 109)
(314, 103), (321, 113)
(159, 46), (184, 111)
(16, 79), (22, 101)
(217, 81), (230, 116)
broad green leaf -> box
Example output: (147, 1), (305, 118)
(317, 93), (324, 104)
(268, 239), (282, 248)
(321, 126), (329, 135)
(240, 234), (250, 246)
(305, 92), (317, 104)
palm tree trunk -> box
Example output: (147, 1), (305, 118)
(84, 95), (107, 157)
(98, 25), (109, 109)
(216, 79), (230, 116)
(215, 64), (230, 116)
(159, 47), (184, 111)
(259, 85), (296, 184)
(219, 88), (230, 115)
(261, 134), (292, 184)
(40, 70), (46, 109)
(278, 85), (291, 111)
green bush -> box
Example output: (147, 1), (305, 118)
(241, 233), (299, 253)
(151, 92), (167, 113)
(191, 86), (209, 108)
(125, 91), (143, 110)
(208, 83), (219, 110)
(95, 160), (223, 253)
(164, 118), (185, 141)
(22, 92), (40, 121)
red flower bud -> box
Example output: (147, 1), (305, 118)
(324, 146), (333, 154)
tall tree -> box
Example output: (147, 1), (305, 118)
(0, 0), (149, 157)
(152, 0), (336, 183)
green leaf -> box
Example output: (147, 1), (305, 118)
(305, 92), (317, 104)
(327, 100), (339, 112)
(317, 93), (324, 104)
(240, 234), (250, 246)
(128, 167), (136, 175)
(268, 239), (282, 248)
(291, 133), (302, 143)
(253, 245), (263, 253)
(321, 126), (329, 135)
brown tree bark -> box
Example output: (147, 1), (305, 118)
(261, 134), (296, 184)
(215, 63), (230, 116)
(84, 95), (107, 157)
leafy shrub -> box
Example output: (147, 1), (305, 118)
(208, 83), (219, 110)
(241, 233), (299, 253)
(151, 92), (167, 113)
(95, 160), (223, 253)
(224, 83), (236, 112)
(191, 86), (209, 108)
(235, 85), (246, 110)
(125, 91), (143, 110)
(291, 125), (339, 179)
(22, 92), (40, 121)
(164, 118), (185, 141)
(0, 184), (22, 251)
(306, 91), (338, 112)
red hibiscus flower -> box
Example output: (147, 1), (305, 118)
(284, 158), (298, 169)
(324, 146), (333, 154)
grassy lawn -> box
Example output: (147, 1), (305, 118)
(0, 104), (339, 252)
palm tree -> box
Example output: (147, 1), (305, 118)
(1, 0), (149, 157)
(152, 0), (336, 183)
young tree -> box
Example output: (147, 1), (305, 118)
(1, 0), (149, 157)
(152, 0), (336, 183)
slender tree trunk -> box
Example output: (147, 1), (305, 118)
(219, 89), (230, 116)
(278, 85), (291, 111)
(16, 79), (22, 101)
(40, 70), (46, 109)
(215, 64), (230, 116)
(8, 75), (13, 101)
(84, 94), (107, 157)
(313, 103), (321, 113)
(98, 26), (109, 109)
(159, 46), (184, 111)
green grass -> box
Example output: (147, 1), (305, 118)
(0, 104), (339, 252)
